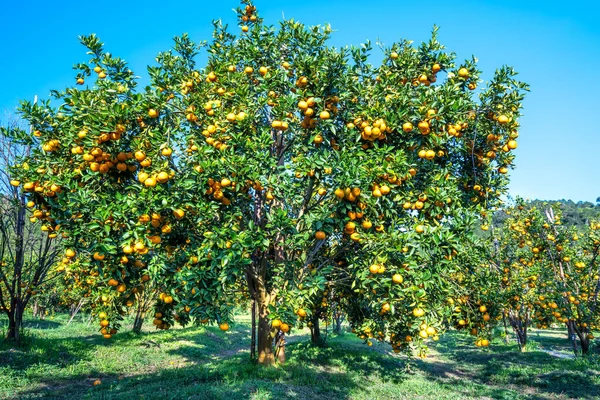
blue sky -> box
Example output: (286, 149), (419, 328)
(1, 0), (598, 202)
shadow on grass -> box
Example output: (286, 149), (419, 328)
(5, 318), (600, 400)
(0, 333), (99, 372)
(426, 332), (600, 399)
(20, 319), (62, 330)
(14, 345), (363, 399)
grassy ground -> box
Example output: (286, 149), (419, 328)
(1, 314), (599, 400)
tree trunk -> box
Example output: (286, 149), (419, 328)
(256, 293), (276, 365)
(67, 299), (84, 325)
(132, 310), (145, 334)
(567, 321), (579, 355)
(32, 300), (39, 318)
(580, 335), (590, 355)
(5, 196), (26, 342)
(502, 312), (510, 344)
(250, 298), (256, 360)
(275, 330), (286, 364)
(333, 308), (344, 334)
(508, 310), (528, 351)
(515, 327), (527, 351)
(311, 314), (323, 345)
(257, 313), (275, 365)
(6, 305), (23, 342)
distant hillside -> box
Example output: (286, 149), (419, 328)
(492, 199), (600, 230)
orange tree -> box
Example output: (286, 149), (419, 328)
(528, 205), (600, 355)
(9, 1), (528, 363)
(492, 201), (600, 355)
(483, 200), (547, 350)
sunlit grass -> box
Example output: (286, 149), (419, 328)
(1, 314), (599, 399)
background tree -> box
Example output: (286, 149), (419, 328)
(0, 127), (61, 341)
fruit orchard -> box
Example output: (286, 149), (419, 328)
(4, 0), (596, 370)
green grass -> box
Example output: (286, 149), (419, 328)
(1, 314), (599, 399)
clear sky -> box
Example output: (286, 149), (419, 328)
(1, 0), (598, 203)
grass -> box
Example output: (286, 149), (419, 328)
(1, 314), (599, 400)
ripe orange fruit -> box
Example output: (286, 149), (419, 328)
(134, 151), (146, 161)
(219, 322), (230, 331)
(392, 274), (403, 284)
(280, 323), (290, 333)
(319, 110), (331, 120)
(497, 115), (509, 124)
(315, 231), (326, 240)
(76, 78), (84, 85)
(93, 252), (105, 261)
(402, 122), (413, 132)
(100, 319), (110, 327)
(156, 172), (170, 183)
(369, 264), (380, 274)
(415, 225), (425, 234)
(479, 305), (487, 313)
(93, 379), (102, 386)
(297, 309), (307, 318)
(413, 308), (425, 317)
(173, 209), (185, 219)
(272, 319), (282, 328)
(458, 67), (469, 78)
(144, 177), (157, 187)
(148, 109), (158, 118)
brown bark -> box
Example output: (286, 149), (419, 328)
(507, 307), (529, 351)
(133, 310), (145, 334)
(275, 330), (286, 363)
(6, 304), (23, 342)
(333, 312), (344, 335)
(257, 309), (275, 365)
(580, 335), (590, 355)
(502, 312), (511, 344)
(250, 298), (256, 360)
(311, 314), (323, 345)
(567, 320), (579, 355)
(67, 299), (85, 325)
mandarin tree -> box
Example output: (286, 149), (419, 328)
(10, 1), (527, 364)
(482, 200), (549, 350)
(492, 201), (600, 355)
(527, 205), (600, 355)
(0, 128), (61, 341)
